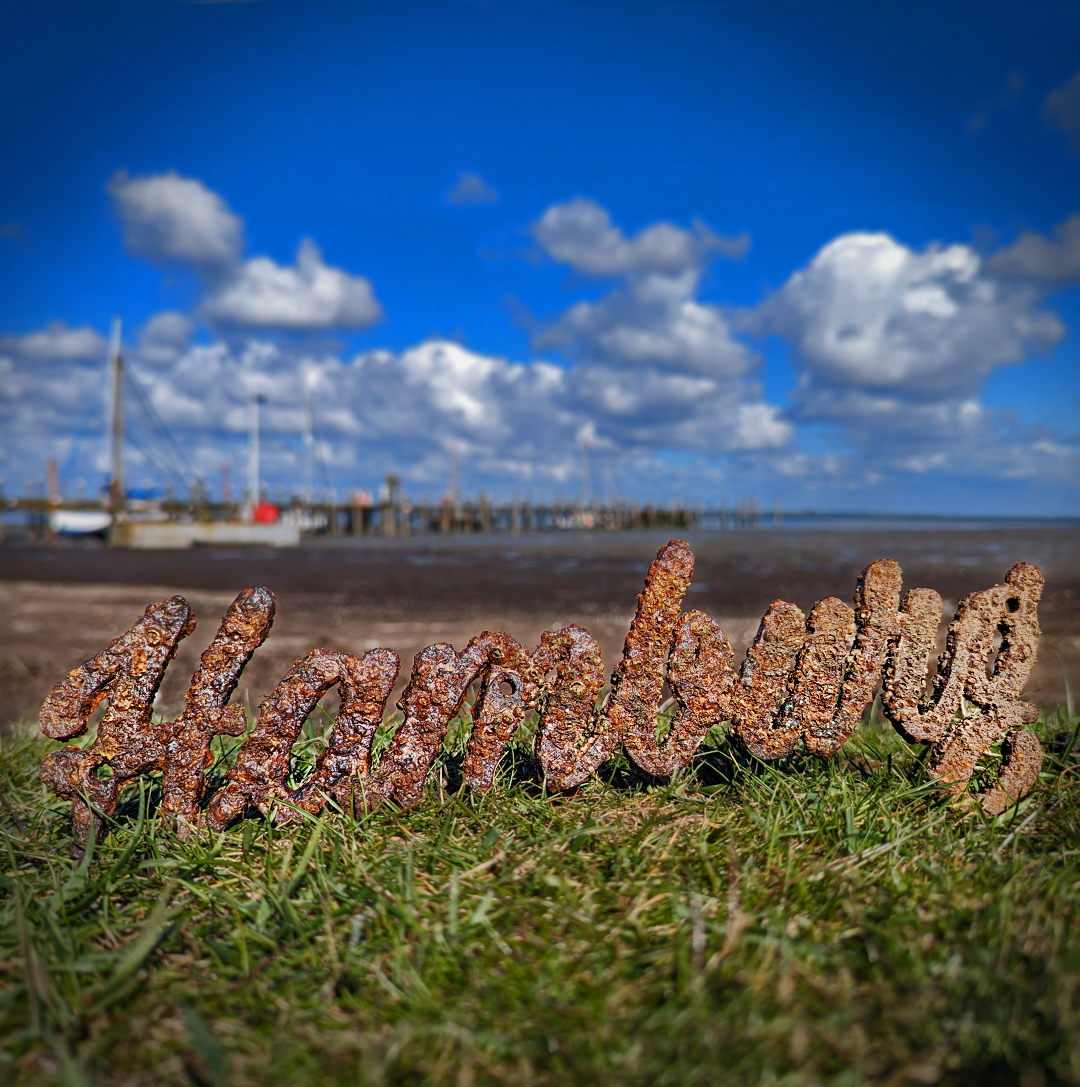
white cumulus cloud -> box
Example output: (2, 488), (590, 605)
(730, 403), (793, 451)
(347, 341), (576, 481)
(533, 197), (747, 277)
(108, 172), (382, 332)
(202, 239), (383, 331)
(528, 198), (782, 454)
(137, 311), (194, 365)
(538, 285), (754, 377)
(752, 231), (1063, 399)
(109, 170), (243, 270)
(0, 321), (106, 362)
(987, 213), (1080, 286)
(746, 230), (1072, 484)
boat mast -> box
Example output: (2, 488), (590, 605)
(303, 376), (314, 505)
(248, 392), (261, 512)
(107, 317), (123, 514)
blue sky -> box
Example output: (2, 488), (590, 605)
(1, 0), (1078, 514)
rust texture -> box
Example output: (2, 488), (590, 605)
(610, 541), (734, 777)
(532, 625), (610, 789)
(366, 631), (539, 810)
(884, 562), (1044, 811)
(729, 601), (807, 760)
(773, 597), (856, 756)
(205, 647), (400, 830)
(161, 587), (276, 835)
(37, 542), (1047, 846)
(39, 596), (195, 848)
(805, 559), (902, 757)
(882, 587), (944, 739)
(462, 635), (544, 793)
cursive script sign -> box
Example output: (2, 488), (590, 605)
(37, 540), (1043, 849)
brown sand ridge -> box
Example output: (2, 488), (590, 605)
(1, 525), (1077, 733)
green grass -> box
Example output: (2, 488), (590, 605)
(3, 702), (1080, 1087)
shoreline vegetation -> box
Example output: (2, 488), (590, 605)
(3, 692), (1080, 1086)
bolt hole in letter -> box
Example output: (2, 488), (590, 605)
(38, 541), (1043, 852)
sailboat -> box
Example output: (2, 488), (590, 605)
(52, 318), (299, 547)
(48, 318), (121, 537)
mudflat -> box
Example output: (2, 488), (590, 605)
(1, 525), (1077, 732)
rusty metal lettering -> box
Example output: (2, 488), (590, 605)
(462, 635), (544, 794)
(162, 586), (276, 835)
(366, 631), (539, 810)
(806, 559), (903, 757)
(609, 541), (734, 777)
(883, 562), (1044, 814)
(205, 647), (400, 830)
(532, 625), (609, 789)
(39, 595), (195, 846)
(36, 542), (1046, 848)
(882, 586), (945, 735)
(729, 601), (808, 760)
(533, 542), (734, 784)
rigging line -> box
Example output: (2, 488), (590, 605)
(122, 399), (188, 491)
(119, 397), (189, 492)
(58, 392), (103, 488)
(122, 365), (198, 481)
(123, 428), (187, 491)
(120, 366), (183, 475)
(123, 368), (193, 483)
(307, 399), (334, 497)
